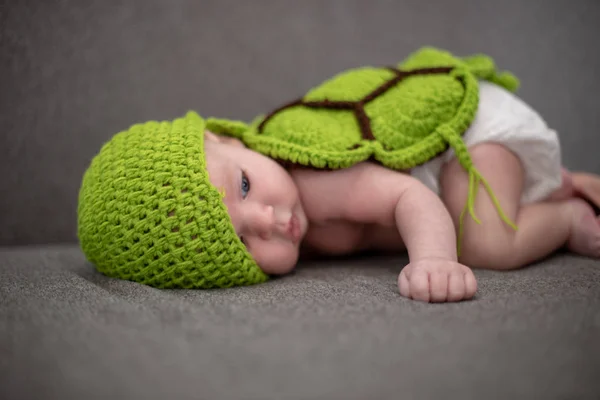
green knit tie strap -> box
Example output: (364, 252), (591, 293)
(437, 123), (519, 255)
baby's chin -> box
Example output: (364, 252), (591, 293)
(257, 251), (299, 276)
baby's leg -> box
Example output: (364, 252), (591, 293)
(440, 143), (600, 270)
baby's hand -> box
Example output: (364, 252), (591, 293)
(398, 258), (477, 303)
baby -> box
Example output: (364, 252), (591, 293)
(78, 47), (600, 302)
(204, 126), (599, 304)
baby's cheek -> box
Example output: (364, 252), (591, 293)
(252, 241), (299, 275)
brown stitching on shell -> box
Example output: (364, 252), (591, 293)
(362, 73), (404, 104)
(354, 104), (374, 140)
(303, 100), (355, 109)
(257, 98), (303, 132)
(257, 66), (455, 142)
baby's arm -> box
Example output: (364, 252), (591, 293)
(294, 163), (477, 302)
(392, 170), (458, 263)
(392, 172), (477, 302)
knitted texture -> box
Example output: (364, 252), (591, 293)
(210, 46), (521, 251)
(77, 111), (268, 289)
(78, 46), (521, 290)
(236, 46), (519, 173)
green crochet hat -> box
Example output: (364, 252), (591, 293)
(77, 111), (268, 289)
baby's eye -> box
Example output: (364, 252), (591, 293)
(241, 171), (250, 199)
(239, 236), (246, 246)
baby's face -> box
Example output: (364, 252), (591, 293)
(204, 132), (308, 275)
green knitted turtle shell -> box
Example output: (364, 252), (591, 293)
(77, 111), (268, 289)
(237, 46), (519, 172)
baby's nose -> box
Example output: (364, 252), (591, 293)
(248, 204), (275, 239)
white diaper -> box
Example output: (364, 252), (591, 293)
(410, 80), (562, 204)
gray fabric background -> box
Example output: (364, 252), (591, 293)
(1, 1), (600, 399)
(2, 246), (600, 400)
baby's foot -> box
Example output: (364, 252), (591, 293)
(566, 199), (600, 258)
(572, 172), (600, 214)
(547, 168), (575, 202)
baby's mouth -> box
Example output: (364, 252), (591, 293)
(285, 214), (302, 244)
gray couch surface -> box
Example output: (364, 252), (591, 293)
(1, 1), (599, 399)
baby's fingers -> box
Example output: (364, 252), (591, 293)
(408, 269), (430, 302)
(447, 272), (466, 302)
(463, 269), (478, 299)
(398, 270), (410, 298)
(429, 272), (448, 303)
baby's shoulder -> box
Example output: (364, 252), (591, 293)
(290, 162), (412, 222)
(291, 162), (408, 185)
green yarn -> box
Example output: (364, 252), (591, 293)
(78, 46), (522, 290)
(77, 111), (268, 289)
(213, 46), (520, 252)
